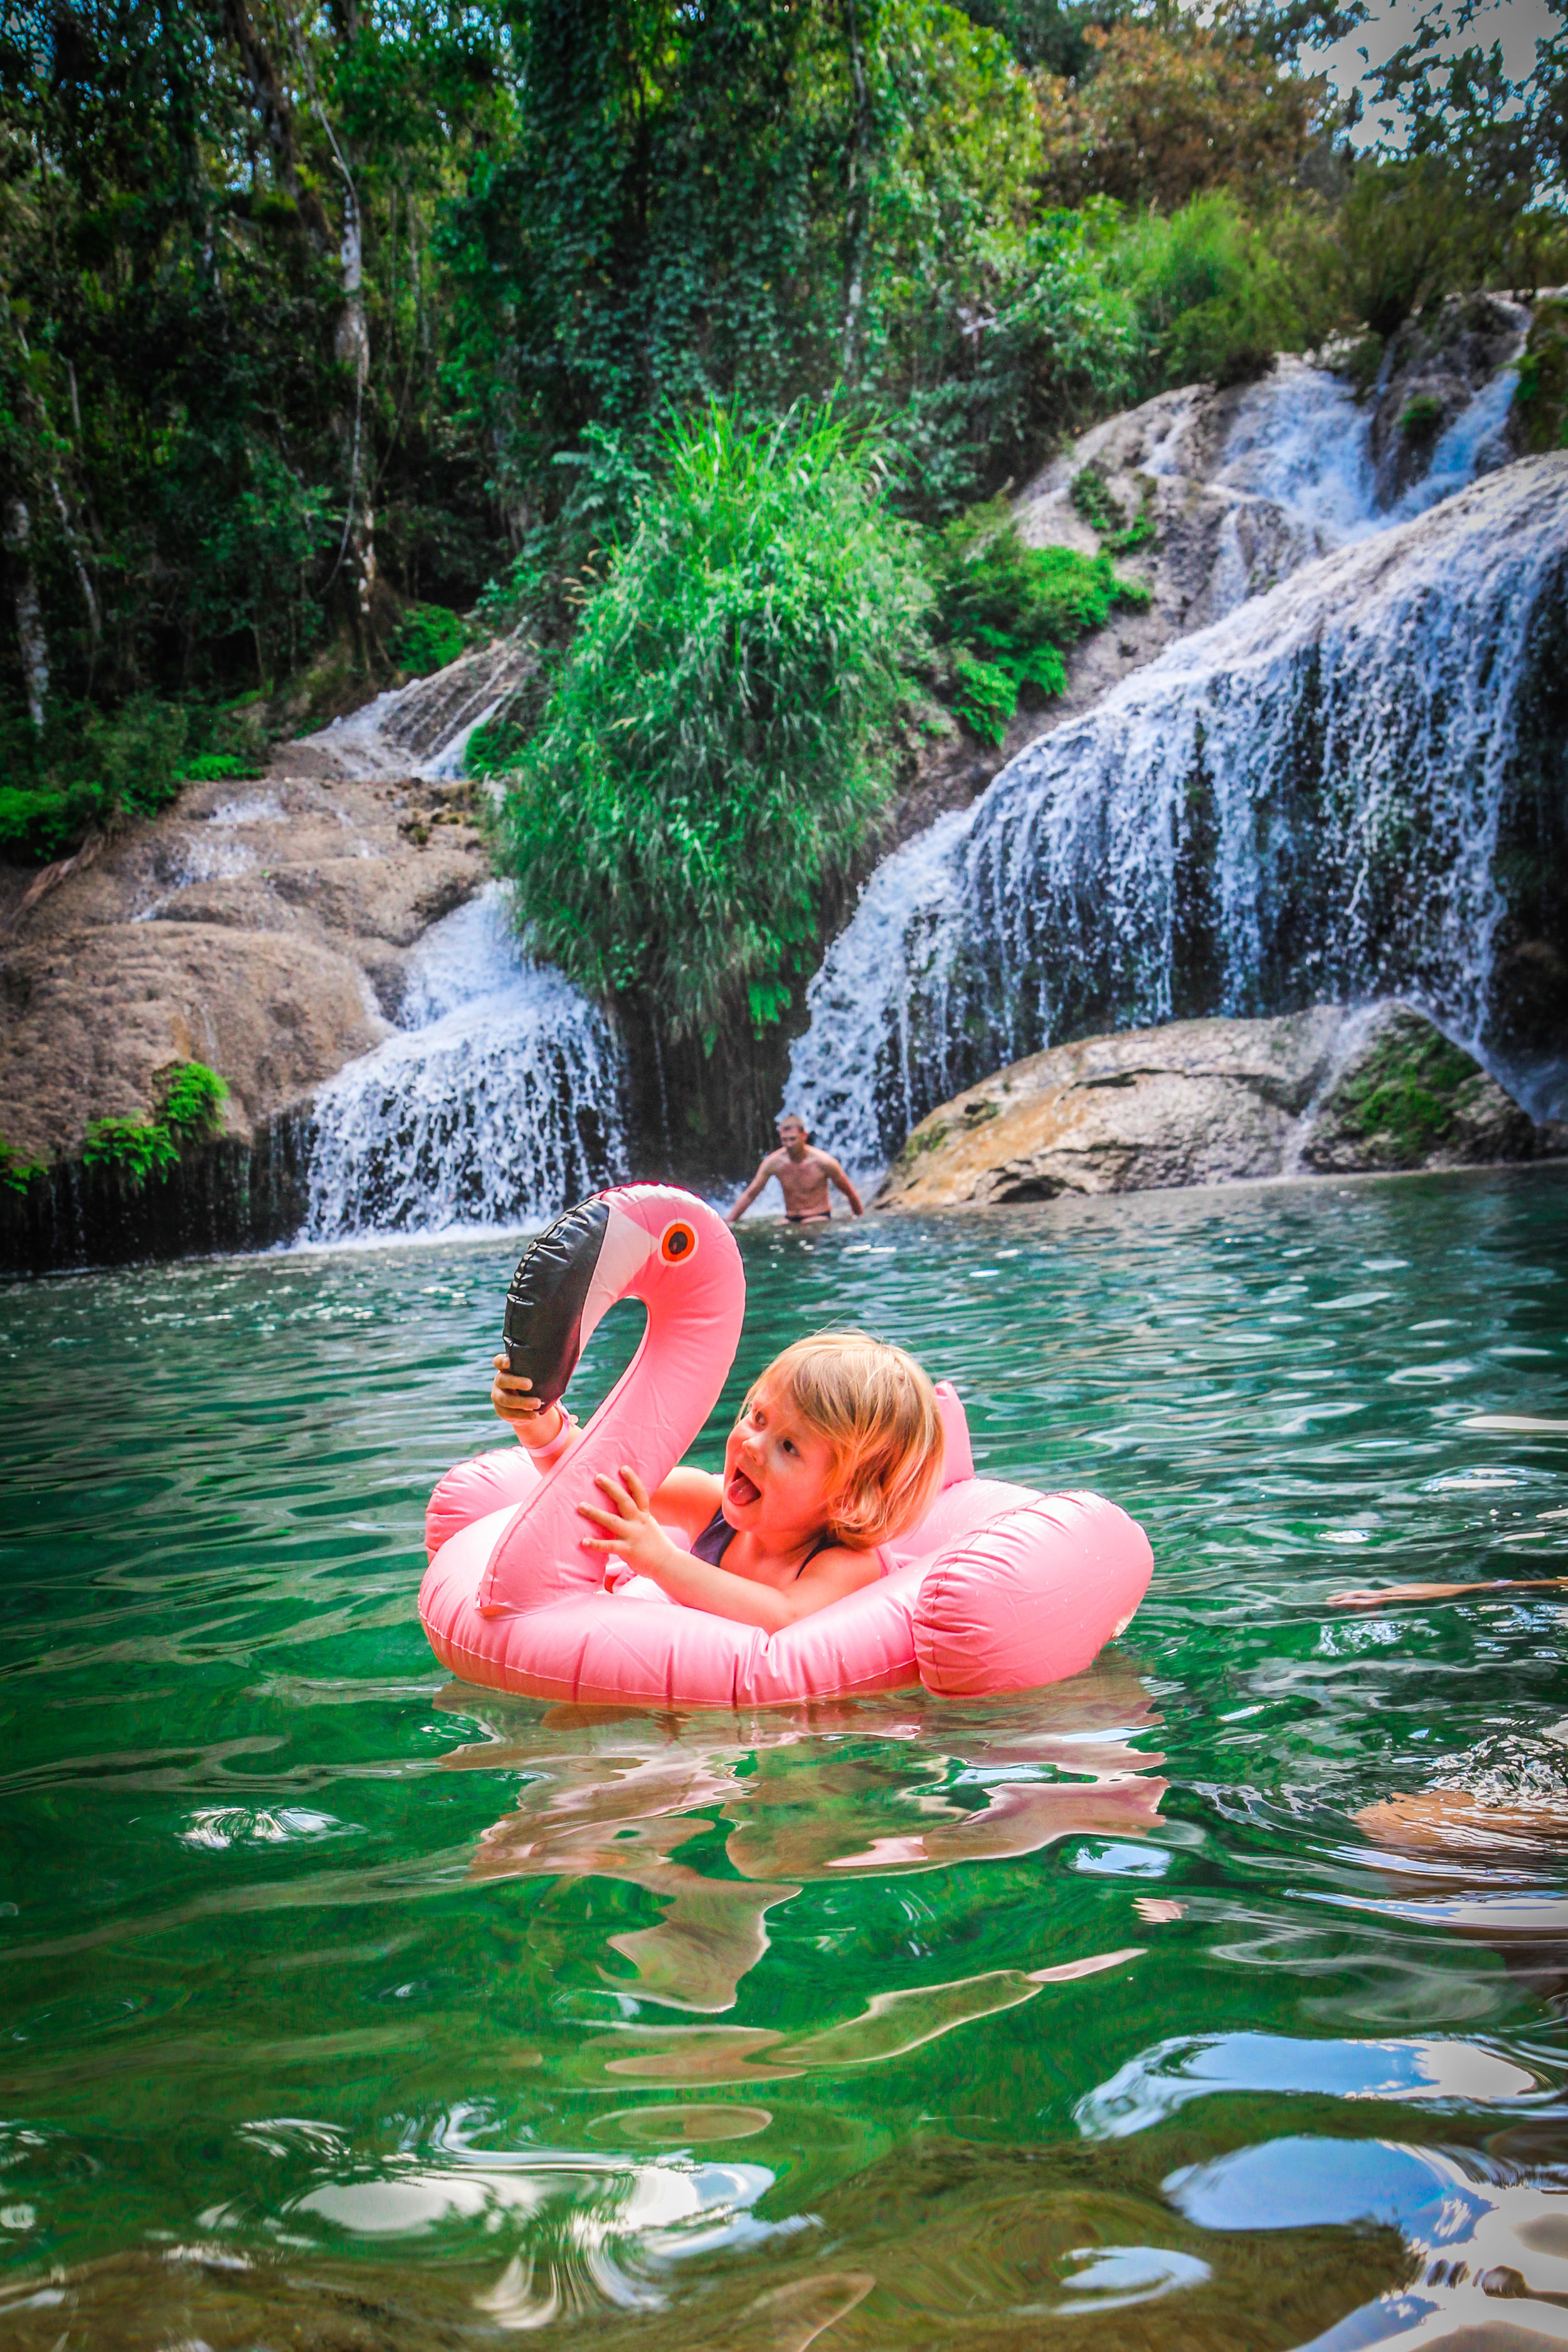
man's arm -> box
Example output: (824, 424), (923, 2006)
(725, 1153), (778, 1224)
(823, 1154), (864, 1216)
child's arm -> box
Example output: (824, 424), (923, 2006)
(579, 1468), (881, 1629)
(821, 1153), (864, 1216)
(724, 1152), (778, 1224)
(490, 1358), (718, 1533)
(492, 1357), (578, 1456)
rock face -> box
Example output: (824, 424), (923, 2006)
(874, 1004), (1543, 1213)
(0, 643), (531, 1168)
(888, 294), (1536, 854)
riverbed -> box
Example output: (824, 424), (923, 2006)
(3, 1167), (1567, 2347)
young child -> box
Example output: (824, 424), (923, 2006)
(489, 1330), (943, 1631)
(726, 1113), (864, 1226)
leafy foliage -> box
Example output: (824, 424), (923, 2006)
(0, 698), (266, 865)
(1036, 16), (1331, 210)
(3, 0), (1566, 856)
(925, 496), (1147, 742)
(0, 1134), (45, 1194)
(82, 1116), (182, 1188)
(1070, 462), (1155, 551)
(157, 1060), (230, 1140)
(497, 404), (929, 1043)
(80, 1061), (230, 1189)
(1515, 300), (1568, 455)
(388, 603), (470, 678)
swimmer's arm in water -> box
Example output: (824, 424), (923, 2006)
(817, 1149), (864, 1217)
(490, 1360), (718, 1532)
(724, 1150), (783, 1225)
(578, 1467), (881, 1629)
(1330, 1577), (1568, 1607)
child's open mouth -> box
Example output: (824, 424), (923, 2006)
(726, 1468), (761, 1510)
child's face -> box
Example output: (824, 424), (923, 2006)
(723, 1377), (839, 1543)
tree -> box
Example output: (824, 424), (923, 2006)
(1035, 16), (1330, 209)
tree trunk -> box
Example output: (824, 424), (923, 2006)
(334, 176), (376, 652)
(840, 0), (872, 383)
(3, 495), (50, 729)
(221, 0), (332, 256)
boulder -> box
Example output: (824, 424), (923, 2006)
(874, 1003), (1542, 1214)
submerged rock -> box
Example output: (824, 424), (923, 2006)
(874, 1002), (1544, 1212)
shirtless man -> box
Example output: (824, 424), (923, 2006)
(726, 1113), (864, 1226)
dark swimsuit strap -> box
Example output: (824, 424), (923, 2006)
(690, 1507), (836, 1579)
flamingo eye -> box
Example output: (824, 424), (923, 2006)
(659, 1220), (698, 1264)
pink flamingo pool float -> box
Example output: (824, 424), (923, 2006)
(419, 1184), (1152, 1707)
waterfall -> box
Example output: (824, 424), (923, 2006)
(785, 456), (1568, 1176)
(292, 631), (631, 1242)
(305, 635), (536, 782)
(305, 886), (627, 1240)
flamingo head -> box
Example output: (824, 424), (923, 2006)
(502, 1183), (741, 1406)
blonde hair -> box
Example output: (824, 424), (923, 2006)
(744, 1329), (945, 1551)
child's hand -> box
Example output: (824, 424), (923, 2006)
(491, 1355), (563, 1449)
(579, 1467), (680, 1581)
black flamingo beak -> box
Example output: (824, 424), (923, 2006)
(501, 1195), (612, 1406)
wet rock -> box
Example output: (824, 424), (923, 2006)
(1297, 1005), (1538, 1173)
(0, 724), (496, 1172)
(874, 1003), (1544, 1213)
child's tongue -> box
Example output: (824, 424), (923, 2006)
(727, 1468), (761, 1510)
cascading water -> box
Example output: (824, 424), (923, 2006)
(786, 455), (1568, 1176)
(305, 635), (537, 782)
(293, 631), (632, 1241)
(305, 884), (627, 1239)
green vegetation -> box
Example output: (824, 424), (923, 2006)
(497, 405), (928, 1044)
(3, 0), (1566, 1067)
(0, 699), (267, 865)
(1330, 1020), (1480, 1162)
(926, 498), (1148, 743)
(82, 1116), (182, 1189)
(1515, 301), (1568, 455)
(1398, 393), (1446, 442)
(1070, 464), (1156, 553)
(0, 1135), (44, 1194)
(388, 604), (470, 679)
(80, 1062), (230, 1190)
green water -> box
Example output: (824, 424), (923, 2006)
(3, 1170), (1567, 2349)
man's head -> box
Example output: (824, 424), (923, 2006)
(777, 1113), (809, 1153)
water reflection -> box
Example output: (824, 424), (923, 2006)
(1167, 2134), (1568, 2348)
(4, 1173), (1567, 2345)
(440, 1663), (1167, 2019)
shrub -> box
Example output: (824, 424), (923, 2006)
(1515, 300), (1568, 455)
(926, 498), (1148, 743)
(0, 1136), (45, 1196)
(0, 701), (267, 867)
(158, 1061), (230, 1140)
(497, 403), (930, 1044)
(1108, 190), (1312, 389)
(1398, 393), (1446, 442)
(1070, 464), (1156, 552)
(82, 1116), (182, 1188)
(79, 1062), (229, 1190)
(388, 603), (471, 678)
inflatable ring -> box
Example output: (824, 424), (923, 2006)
(418, 1184), (1153, 1706)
